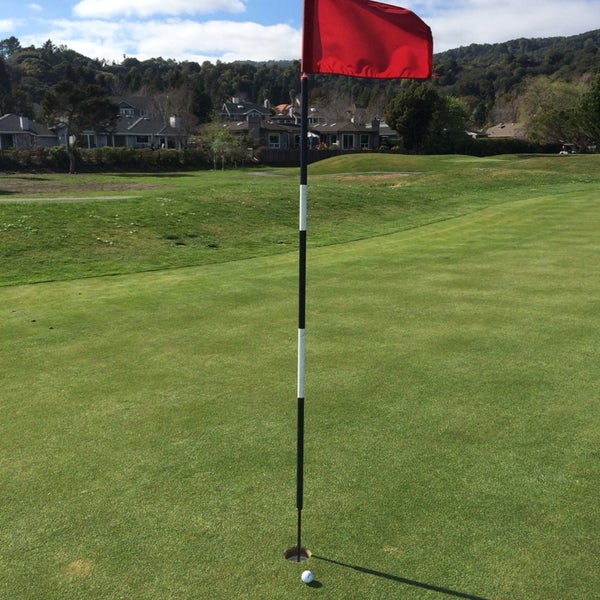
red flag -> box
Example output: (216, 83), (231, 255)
(302, 0), (433, 79)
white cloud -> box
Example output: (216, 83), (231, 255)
(8, 0), (600, 65)
(33, 18), (301, 63)
(407, 0), (600, 51)
(27, 4), (44, 11)
(133, 20), (300, 62)
(0, 19), (23, 33)
(74, 0), (246, 19)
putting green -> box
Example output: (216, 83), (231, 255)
(1, 173), (599, 598)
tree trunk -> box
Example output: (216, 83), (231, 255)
(65, 129), (76, 174)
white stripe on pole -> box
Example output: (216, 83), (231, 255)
(299, 184), (308, 231)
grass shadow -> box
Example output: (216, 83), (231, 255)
(110, 172), (197, 178)
(1, 176), (52, 181)
(312, 555), (491, 600)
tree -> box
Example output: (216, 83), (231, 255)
(200, 124), (249, 170)
(519, 76), (584, 145)
(386, 82), (468, 153)
(425, 95), (469, 153)
(191, 82), (213, 124)
(580, 74), (600, 146)
(0, 56), (11, 112)
(0, 36), (21, 59)
(41, 80), (117, 173)
(386, 82), (439, 152)
(148, 86), (199, 145)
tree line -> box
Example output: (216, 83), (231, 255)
(1, 29), (599, 163)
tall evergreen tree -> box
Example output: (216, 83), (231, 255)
(41, 80), (117, 173)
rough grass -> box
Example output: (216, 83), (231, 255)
(1, 154), (599, 598)
(2, 154), (598, 286)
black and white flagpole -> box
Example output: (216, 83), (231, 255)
(296, 71), (309, 559)
(286, 72), (310, 564)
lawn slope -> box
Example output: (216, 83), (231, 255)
(1, 166), (599, 598)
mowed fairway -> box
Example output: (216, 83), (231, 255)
(1, 155), (599, 599)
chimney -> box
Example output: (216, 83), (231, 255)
(20, 116), (30, 130)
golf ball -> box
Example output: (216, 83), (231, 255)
(301, 570), (314, 584)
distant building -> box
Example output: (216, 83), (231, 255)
(0, 114), (57, 149)
(485, 122), (527, 139)
(311, 119), (381, 150)
(221, 98), (272, 121)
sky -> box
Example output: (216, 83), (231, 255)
(1, 0), (600, 64)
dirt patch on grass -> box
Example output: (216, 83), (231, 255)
(0, 173), (165, 198)
(322, 171), (420, 184)
(0, 195), (142, 203)
(62, 558), (94, 580)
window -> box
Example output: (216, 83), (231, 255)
(360, 134), (370, 149)
(342, 134), (355, 150)
(268, 134), (280, 149)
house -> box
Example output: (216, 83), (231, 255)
(72, 97), (187, 149)
(225, 113), (302, 150)
(221, 98), (272, 121)
(485, 122), (527, 139)
(270, 103), (300, 126)
(376, 119), (399, 145)
(2, 95), (187, 151)
(113, 97), (152, 118)
(226, 115), (383, 151)
(311, 119), (381, 150)
(224, 112), (384, 165)
(466, 129), (488, 140)
(72, 115), (185, 150)
(0, 114), (58, 149)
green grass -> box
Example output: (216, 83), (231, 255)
(1, 154), (599, 598)
(2, 153), (598, 286)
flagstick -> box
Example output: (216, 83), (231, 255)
(296, 72), (309, 562)
(289, 0), (432, 568)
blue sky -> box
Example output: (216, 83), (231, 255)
(1, 0), (599, 63)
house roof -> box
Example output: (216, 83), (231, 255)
(0, 113), (56, 137)
(109, 96), (153, 115)
(226, 120), (300, 134)
(485, 122), (526, 139)
(274, 103), (294, 114)
(225, 116), (387, 138)
(112, 116), (179, 136)
(311, 121), (374, 133)
(374, 120), (397, 138)
(222, 100), (271, 118)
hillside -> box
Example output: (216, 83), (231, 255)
(0, 29), (598, 128)
(433, 29), (600, 123)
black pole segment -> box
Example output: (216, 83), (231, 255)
(296, 397), (305, 512)
(296, 397), (305, 561)
(300, 74), (309, 186)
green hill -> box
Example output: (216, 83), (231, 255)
(1, 30), (598, 128)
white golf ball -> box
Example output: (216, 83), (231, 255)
(301, 570), (314, 584)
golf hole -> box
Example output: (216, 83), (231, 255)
(284, 546), (311, 563)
